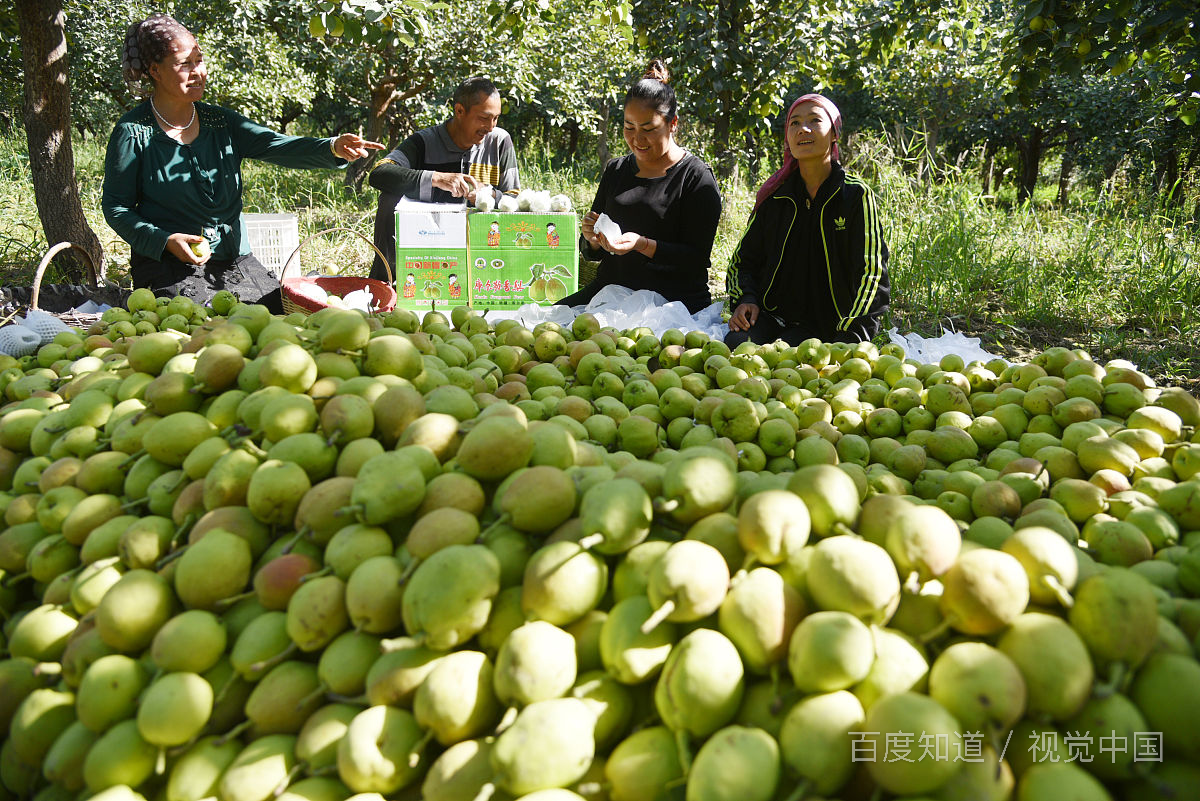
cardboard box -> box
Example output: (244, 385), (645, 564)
(395, 253), (469, 308)
(466, 211), (578, 309)
(393, 199), (469, 311)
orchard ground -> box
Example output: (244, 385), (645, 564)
(1, 130), (1197, 389)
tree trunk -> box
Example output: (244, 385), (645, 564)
(1057, 148), (1076, 206)
(921, 121), (939, 184)
(1014, 128), (1044, 203)
(981, 141), (996, 196)
(711, 0), (745, 181)
(597, 103), (610, 168)
(713, 90), (735, 179)
(1160, 144), (1180, 205)
(17, 0), (102, 283)
(567, 119), (580, 161)
(344, 61), (426, 192)
(746, 130), (759, 186)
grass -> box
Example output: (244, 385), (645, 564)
(844, 134), (1200, 386)
(2, 129), (1198, 386)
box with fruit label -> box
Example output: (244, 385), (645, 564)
(466, 211), (578, 309)
(393, 199), (469, 312)
(394, 252), (469, 311)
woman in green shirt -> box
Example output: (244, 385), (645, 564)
(102, 13), (382, 310)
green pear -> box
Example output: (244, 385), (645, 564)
(998, 612), (1094, 721)
(778, 690), (864, 797)
(928, 641), (1026, 734)
(151, 610), (226, 673)
(403, 544), (500, 650)
(787, 610), (874, 693)
(336, 706), (425, 794)
(219, 734), (299, 801)
(165, 736), (241, 801)
(245, 660), (324, 735)
(522, 540), (607, 626)
(863, 692), (964, 795)
(287, 574), (348, 652)
(718, 567), (804, 673)
(655, 628), (744, 739)
(95, 568), (176, 652)
(175, 528), (252, 610)
(414, 650), (502, 745)
(82, 718), (157, 793)
(685, 725), (779, 801)
(296, 703), (359, 773)
(137, 671), (213, 746)
(604, 726), (682, 801)
(495, 620), (578, 708)
(490, 698), (596, 795)
(643, 540), (729, 633)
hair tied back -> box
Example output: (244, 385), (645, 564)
(643, 59), (671, 85)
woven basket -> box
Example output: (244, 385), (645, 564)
(279, 227), (397, 316)
(32, 242), (106, 328)
(579, 258), (599, 288)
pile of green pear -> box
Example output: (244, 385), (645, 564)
(1, 285), (1200, 801)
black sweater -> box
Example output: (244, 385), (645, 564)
(726, 164), (889, 341)
(578, 152), (722, 313)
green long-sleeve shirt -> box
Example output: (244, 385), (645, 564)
(102, 101), (343, 261)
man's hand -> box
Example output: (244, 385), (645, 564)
(432, 172), (481, 198)
(167, 233), (209, 265)
(728, 302), (759, 332)
(332, 133), (385, 161)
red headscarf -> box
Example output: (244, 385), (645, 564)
(752, 94), (843, 214)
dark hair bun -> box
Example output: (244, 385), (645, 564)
(121, 13), (190, 97)
(643, 59), (670, 85)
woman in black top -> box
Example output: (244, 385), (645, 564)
(559, 61), (722, 314)
(725, 94), (889, 346)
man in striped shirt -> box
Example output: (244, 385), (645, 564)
(368, 77), (520, 282)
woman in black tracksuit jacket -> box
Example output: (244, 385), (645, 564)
(725, 94), (889, 346)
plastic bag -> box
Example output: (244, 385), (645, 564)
(340, 289), (376, 313)
(486, 285), (729, 342)
(68, 300), (112, 314)
(593, 214), (623, 241)
(887, 327), (1005, 366)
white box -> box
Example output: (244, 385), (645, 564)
(244, 213), (300, 278)
(394, 198), (468, 248)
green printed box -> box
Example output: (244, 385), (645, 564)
(466, 212), (578, 309)
(395, 252), (469, 310)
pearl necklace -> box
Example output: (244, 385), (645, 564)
(150, 97), (196, 130)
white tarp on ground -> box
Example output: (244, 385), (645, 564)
(887, 328), (1006, 365)
(485, 285), (731, 342)
(484, 284), (1005, 363)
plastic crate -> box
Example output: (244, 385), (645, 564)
(244, 213), (300, 278)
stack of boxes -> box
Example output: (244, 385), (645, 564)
(393, 201), (579, 312)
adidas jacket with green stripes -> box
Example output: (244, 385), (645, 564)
(725, 163), (889, 342)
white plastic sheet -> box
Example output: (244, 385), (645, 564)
(68, 300), (112, 314)
(887, 327), (1005, 365)
(485, 285), (729, 341)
